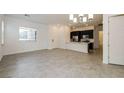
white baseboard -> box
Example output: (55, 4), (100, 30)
(3, 48), (48, 56)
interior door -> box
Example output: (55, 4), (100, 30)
(109, 15), (124, 65)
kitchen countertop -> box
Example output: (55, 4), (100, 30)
(66, 41), (93, 44)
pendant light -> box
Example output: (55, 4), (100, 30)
(69, 14), (74, 20)
(73, 17), (77, 23)
(83, 17), (87, 22)
(88, 14), (93, 19)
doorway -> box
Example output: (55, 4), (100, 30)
(98, 30), (103, 61)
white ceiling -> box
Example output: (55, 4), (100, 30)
(7, 14), (103, 25)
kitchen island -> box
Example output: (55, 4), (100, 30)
(66, 42), (93, 53)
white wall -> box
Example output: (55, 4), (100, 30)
(0, 15), (2, 61)
(2, 16), (70, 56)
(58, 25), (70, 49)
(0, 15), (4, 61)
(48, 25), (70, 49)
(3, 16), (49, 55)
(103, 14), (110, 64)
(48, 25), (60, 49)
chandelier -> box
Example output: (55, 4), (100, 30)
(69, 14), (94, 24)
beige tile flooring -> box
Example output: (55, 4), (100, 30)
(0, 48), (124, 78)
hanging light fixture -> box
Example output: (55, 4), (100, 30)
(88, 14), (93, 19)
(69, 14), (94, 24)
(78, 14), (84, 23)
(83, 17), (87, 22)
(78, 14), (84, 17)
(69, 14), (74, 20)
(73, 17), (77, 23)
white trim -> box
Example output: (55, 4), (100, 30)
(1, 20), (4, 45)
(103, 15), (110, 64)
(3, 48), (48, 56)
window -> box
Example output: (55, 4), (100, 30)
(19, 27), (37, 41)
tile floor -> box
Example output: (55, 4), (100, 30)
(0, 48), (124, 78)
